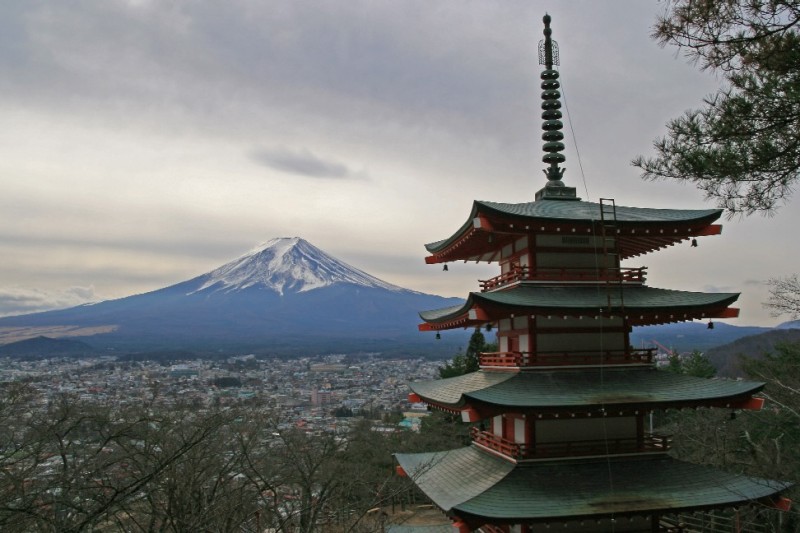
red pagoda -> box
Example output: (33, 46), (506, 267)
(395, 15), (790, 533)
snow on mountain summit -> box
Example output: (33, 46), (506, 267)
(193, 237), (408, 296)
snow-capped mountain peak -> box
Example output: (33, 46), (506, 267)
(192, 237), (407, 296)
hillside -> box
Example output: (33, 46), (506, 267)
(630, 321), (770, 353)
(0, 336), (96, 358)
(705, 329), (800, 378)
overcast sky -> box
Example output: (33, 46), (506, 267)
(1, 0), (797, 326)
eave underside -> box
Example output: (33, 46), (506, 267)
(418, 286), (739, 330)
(395, 447), (789, 522)
(408, 368), (764, 411)
(424, 200), (723, 263)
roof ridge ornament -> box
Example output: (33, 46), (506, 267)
(535, 14), (579, 202)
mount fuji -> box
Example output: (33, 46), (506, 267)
(0, 238), (463, 355)
(193, 237), (406, 296)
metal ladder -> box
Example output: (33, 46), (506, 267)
(599, 198), (624, 315)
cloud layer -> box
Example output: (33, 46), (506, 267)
(0, 286), (98, 317)
(0, 1), (797, 324)
(250, 147), (366, 180)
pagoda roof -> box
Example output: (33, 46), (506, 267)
(425, 199), (722, 263)
(394, 447), (789, 522)
(409, 367), (763, 411)
(419, 285), (739, 329)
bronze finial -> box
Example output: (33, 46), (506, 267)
(534, 15), (577, 201)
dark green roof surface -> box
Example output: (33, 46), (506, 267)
(395, 447), (789, 520)
(419, 286), (739, 323)
(409, 368), (763, 409)
(425, 199), (721, 253)
(479, 200), (721, 222)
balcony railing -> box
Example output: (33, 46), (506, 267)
(470, 427), (671, 461)
(533, 433), (672, 458)
(479, 348), (656, 368)
(470, 427), (530, 459)
(479, 266), (647, 292)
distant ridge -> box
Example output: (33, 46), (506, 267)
(705, 329), (800, 378)
(0, 238), (464, 355)
(631, 321), (770, 353)
(0, 336), (95, 358)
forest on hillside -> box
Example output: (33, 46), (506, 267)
(660, 343), (800, 531)
(0, 381), (469, 533)
(1, 341), (798, 532)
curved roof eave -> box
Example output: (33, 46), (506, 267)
(409, 368), (764, 410)
(424, 199), (722, 256)
(395, 447), (790, 520)
(419, 286), (740, 326)
(425, 201), (483, 253)
(478, 200), (722, 225)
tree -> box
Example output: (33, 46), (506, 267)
(0, 393), (251, 533)
(438, 329), (494, 378)
(665, 351), (684, 374)
(657, 343), (800, 531)
(663, 350), (717, 378)
(1, 386), (432, 533)
(765, 274), (800, 319)
(633, 0), (800, 216)
(682, 350), (718, 378)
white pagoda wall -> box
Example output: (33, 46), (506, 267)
(534, 234), (617, 270)
(535, 316), (626, 355)
(535, 417), (637, 443)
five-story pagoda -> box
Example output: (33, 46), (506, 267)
(395, 15), (790, 533)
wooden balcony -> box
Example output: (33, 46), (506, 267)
(479, 348), (656, 369)
(479, 266), (647, 291)
(470, 427), (530, 459)
(533, 433), (673, 458)
(470, 427), (671, 461)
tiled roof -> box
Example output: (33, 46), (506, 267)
(479, 200), (721, 223)
(395, 447), (513, 512)
(425, 199), (721, 253)
(411, 371), (514, 406)
(395, 447), (789, 520)
(409, 368), (763, 409)
(419, 286), (739, 323)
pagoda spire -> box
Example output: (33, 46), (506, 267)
(535, 14), (578, 201)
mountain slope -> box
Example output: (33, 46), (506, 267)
(705, 329), (800, 378)
(193, 237), (405, 295)
(0, 238), (463, 354)
(630, 322), (770, 353)
(0, 336), (96, 358)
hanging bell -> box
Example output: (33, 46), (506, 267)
(435, 332), (441, 340)
(707, 321), (714, 330)
(691, 238), (698, 247)
(443, 264), (449, 271)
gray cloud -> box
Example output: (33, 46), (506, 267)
(702, 284), (736, 293)
(742, 279), (764, 286)
(0, 286), (98, 317)
(0, 1), (537, 144)
(250, 147), (366, 180)
(0, 0), (794, 329)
